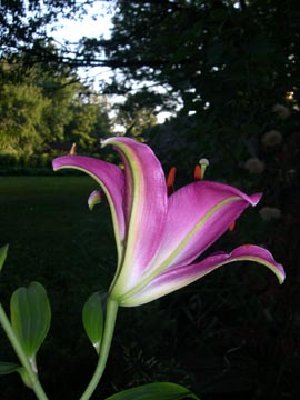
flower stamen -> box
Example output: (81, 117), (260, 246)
(194, 158), (210, 180)
(166, 167), (176, 196)
(193, 165), (202, 181)
(228, 220), (236, 232)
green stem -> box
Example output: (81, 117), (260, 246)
(80, 297), (119, 400)
(0, 303), (49, 400)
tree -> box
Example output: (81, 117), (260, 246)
(104, 0), (299, 114)
(116, 108), (157, 137)
(113, 89), (160, 136)
(0, 49), (111, 155)
(96, 0), (299, 180)
(64, 93), (111, 149)
(0, 82), (49, 154)
(0, 1), (116, 69)
(0, 0), (88, 56)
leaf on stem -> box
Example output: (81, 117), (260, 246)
(82, 291), (106, 353)
(0, 361), (20, 376)
(10, 281), (51, 370)
(104, 381), (200, 400)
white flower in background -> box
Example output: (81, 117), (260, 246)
(244, 158), (265, 174)
(259, 207), (281, 221)
(261, 130), (282, 147)
(272, 103), (291, 120)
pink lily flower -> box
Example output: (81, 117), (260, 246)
(52, 137), (285, 307)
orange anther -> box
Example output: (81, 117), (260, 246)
(228, 220), (236, 232)
(166, 167), (177, 195)
(193, 164), (202, 181)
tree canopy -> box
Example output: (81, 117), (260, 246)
(0, 50), (110, 155)
(1, 0), (299, 162)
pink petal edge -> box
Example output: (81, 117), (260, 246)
(122, 245), (285, 307)
(146, 181), (263, 277)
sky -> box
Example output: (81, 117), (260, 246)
(49, 1), (114, 87)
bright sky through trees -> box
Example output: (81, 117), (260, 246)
(49, 0), (114, 87)
(48, 1), (170, 124)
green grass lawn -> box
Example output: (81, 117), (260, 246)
(0, 176), (117, 290)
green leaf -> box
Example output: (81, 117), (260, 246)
(82, 291), (106, 352)
(10, 281), (51, 366)
(104, 382), (200, 400)
(0, 244), (9, 273)
(0, 361), (20, 376)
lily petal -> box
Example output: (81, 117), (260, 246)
(102, 138), (168, 294)
(121, 245), (285, 306)
(145, 181), (262, 279)
(52, 156), (125, 257)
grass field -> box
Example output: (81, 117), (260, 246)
(0, 176), (117, 290)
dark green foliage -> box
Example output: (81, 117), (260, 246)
(0, 81), (49, 153)
(106, 0), (299, 113)
(0, 51), (111, 157)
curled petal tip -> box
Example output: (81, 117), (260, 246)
(231, 245), (286, 284)
(100, 137), (114, 149)
(276, 261), (286, 284)
(268, 260), (286, 284)
(249, 192), (263, 206)
(52, 156), (78, 172)
(52, 158), (60, 171)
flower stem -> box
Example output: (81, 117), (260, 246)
(0, 303), (49, 400)
(80, 297), (119, 400)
